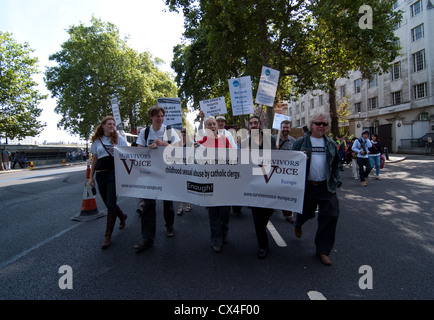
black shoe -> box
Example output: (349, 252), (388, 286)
(166, 226), (175, 237)
(134, 241), (153, 253)
(212, 245), (222, 253)
(257, 248), (268, 259)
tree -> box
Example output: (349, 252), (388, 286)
(304, 0), (402, 138)
(167, 0), (313, 128)
(0, 31), (46, 142)
(45, 17), (177, 140)
(166, 0), (401, 135)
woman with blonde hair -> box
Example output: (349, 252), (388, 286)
(89, 116), (128, 249)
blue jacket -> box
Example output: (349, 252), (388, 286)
(292, 132), (341, 193)
(352, 137), (372, 158)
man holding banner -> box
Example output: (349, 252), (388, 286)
(134, 106), (180, 253)
(243, 115), (276, 259)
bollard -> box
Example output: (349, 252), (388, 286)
(62, 159), (66, 166)
(30, 161), (35, 170)
(384, 147), (389, 160)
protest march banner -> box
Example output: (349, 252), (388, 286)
(114, 146), (306, 212)
(255, 66), (280, 107)
(157, 98), (182, 129)
(199, 97), (227, 118)
(228, 76), (254, 116)
(272, 113), (291, 130)
(111, 98), (123, 132)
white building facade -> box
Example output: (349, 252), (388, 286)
(286, 0), (434, 153)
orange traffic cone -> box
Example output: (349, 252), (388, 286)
(71, 163), (106, 222)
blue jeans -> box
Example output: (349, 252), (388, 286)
(369, 155), (381, 176)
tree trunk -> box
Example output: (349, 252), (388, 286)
(328, 78), (339, 139)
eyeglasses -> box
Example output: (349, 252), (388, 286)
(313, 122), (328, 127)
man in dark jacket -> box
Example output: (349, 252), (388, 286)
(292, 111), (342, 266)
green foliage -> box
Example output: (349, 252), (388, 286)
(0, 31), (47, 140)
(166, 0), (401, 135)
(45, 17), (178, 140)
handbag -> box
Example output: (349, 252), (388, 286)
(380, 154), (386, 169)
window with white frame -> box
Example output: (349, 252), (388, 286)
(319, 95), (323, 106)
(392, 91), (402, 105)
(392, 61), (401, 80)
(417, 112), (429, 120)
(413, 83), (427, 99)
(310, 99), (314, 109)
(413, 50), (426, 72)
(354, 79), (362, 94)
(410, 0), (423, 17)
(368, 97), (378, 109)
(411, 24), (424, 42)
(301, 102), (305, 112)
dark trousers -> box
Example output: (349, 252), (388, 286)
(208, 206), (231, 246)
(251, 207), (274, 250)
(357, 157), (372, 182)
(295, 183), (339, 255)
(140, 199), (174, 244)
(95, 170), (121, 215)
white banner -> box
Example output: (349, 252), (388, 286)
(111, 98), (123, 131)
(255, 66), (280, 107)
(199, 97), (227, 118)
(114, 146), (306, 212)
(228, 76), (254, 116)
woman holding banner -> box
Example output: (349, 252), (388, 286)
(196, 117), (232, 253)
(89, 116), (128, 249)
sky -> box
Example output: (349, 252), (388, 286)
(0, 0), (186, 143)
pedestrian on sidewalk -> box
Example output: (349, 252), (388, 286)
(368, 134), (382, 180)
(292, 111), (342, 266)
(352, 130), (373, 186)
(89, 116), (128, 249)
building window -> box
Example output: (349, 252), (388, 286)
(369, 75), (377, 88)
(417, 112), (429, 120)
(310, 99), (314, 109)
(319, 95), (323, 106)
(355, 102), (362, 113)
(413, 83), (427, 99)
(368, 97), (378, 109)
(392, 91), (402, 105)
(354, 79), (362, 94)
(301, 102), (305, 112)
(413, 50), (426, 72)
(392, 62), (401, 80)
(410, 0), (423, 17)
(393, 1), (398, 9)
(411, 24), (424, 42)
(340, 85), (346, 97)
(288, 107), (292, 116)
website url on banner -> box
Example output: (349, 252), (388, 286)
(243, 192), (297, 203)
(121, 184), (163, 192)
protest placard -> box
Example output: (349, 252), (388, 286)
(228, 76), (254, 116)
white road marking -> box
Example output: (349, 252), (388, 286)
(267, 221), (287, 247)
(0, 223), (81, 270)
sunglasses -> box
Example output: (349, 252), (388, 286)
(313, 122), (328, 126)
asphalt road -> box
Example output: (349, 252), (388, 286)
(0, 155), (433, 309)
